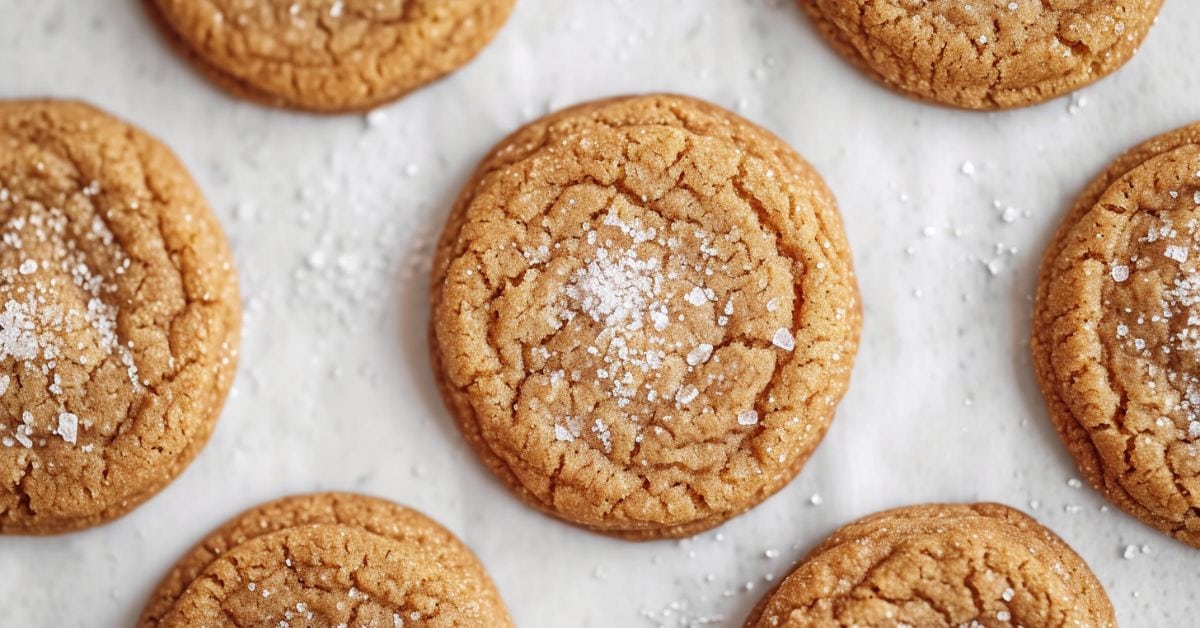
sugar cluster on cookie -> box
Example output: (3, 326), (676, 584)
(745, 503), (1116, 627)
(0, 100), (241, 534)
(431, 94), (861, 539)
(1035, 123), (1200, 547)
(139, 493), (512, 627)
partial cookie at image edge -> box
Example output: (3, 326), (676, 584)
(0, 99), (241, 535)
(143, 0), (517, 113)
(796, 0), (1163, 110)
(138, 492), (513, 627)
(1033, 122), (1200, 548)
(743, 503), (1116, 627)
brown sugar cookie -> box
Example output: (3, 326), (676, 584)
(797, 0), (1162, 110)
(430, 94), (861, 540)
(138, 493), (512, 627)
(1033, 123), (1200, 547)
(745, 503), (1116, 628)
(0, 100), (240, 535)
(145, 0), (516, 113)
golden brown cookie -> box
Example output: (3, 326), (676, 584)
(745, 503), (1116, 628)
(797, 0), (1162, 110)
(145, 0), (516, 113)
(1033, 123), (1200, 547)
(0, 100), (240, 535)
(430, 94), (861, 540)
(138, 493), (512, 627)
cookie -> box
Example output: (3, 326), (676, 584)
(745, 503), (1116, 627)
(0, 100), (240, 535)
(430, 94), (861, 540)
(138, 493), (512, 627)
(1033, 123), (1200, 547)
(145, 0), (516, 113)
(797, 0), (1162, 110)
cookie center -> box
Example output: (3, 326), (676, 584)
(514, 188), (798, 460)
(562, 203), (711, 406)
(0, 182), (137, 450)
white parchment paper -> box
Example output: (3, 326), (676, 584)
(2, 1), (1199, 625)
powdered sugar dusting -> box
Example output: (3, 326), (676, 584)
(554, 416), (582, 443)
(686, 343), (713, 366)
(11, 411), (34, 448)
(565, 237), (666, 332)
(55, 412), (78, 445)
(592, 418), (612, 453)
(520, 192), (805, 448)
(559, 208), (674, 424)
(1107, 195), (1200, 443)
(0, 184), (136, 450)
(675, 385), (700, 405)
(772, 327), (795, 351)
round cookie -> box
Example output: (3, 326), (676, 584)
(430, 94), (861, 540)
(145, 0), (516, 113)
(139, 493), (512, 627)
(745, 503), (1116, 627)
(797, 0), (1162, 110)
(0, 100), (240, 535)
(1033, 123), (1200, 547)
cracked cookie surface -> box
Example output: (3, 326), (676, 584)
(139, 493), (512, 628)
(744, 503), (1115, 628)
(430, 94), (861, 539)
(797, 0), (1162, 109)
(0, 100), (240, 535)
(1034, 123), (1200, 547)
(146, 0), (516, 113)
